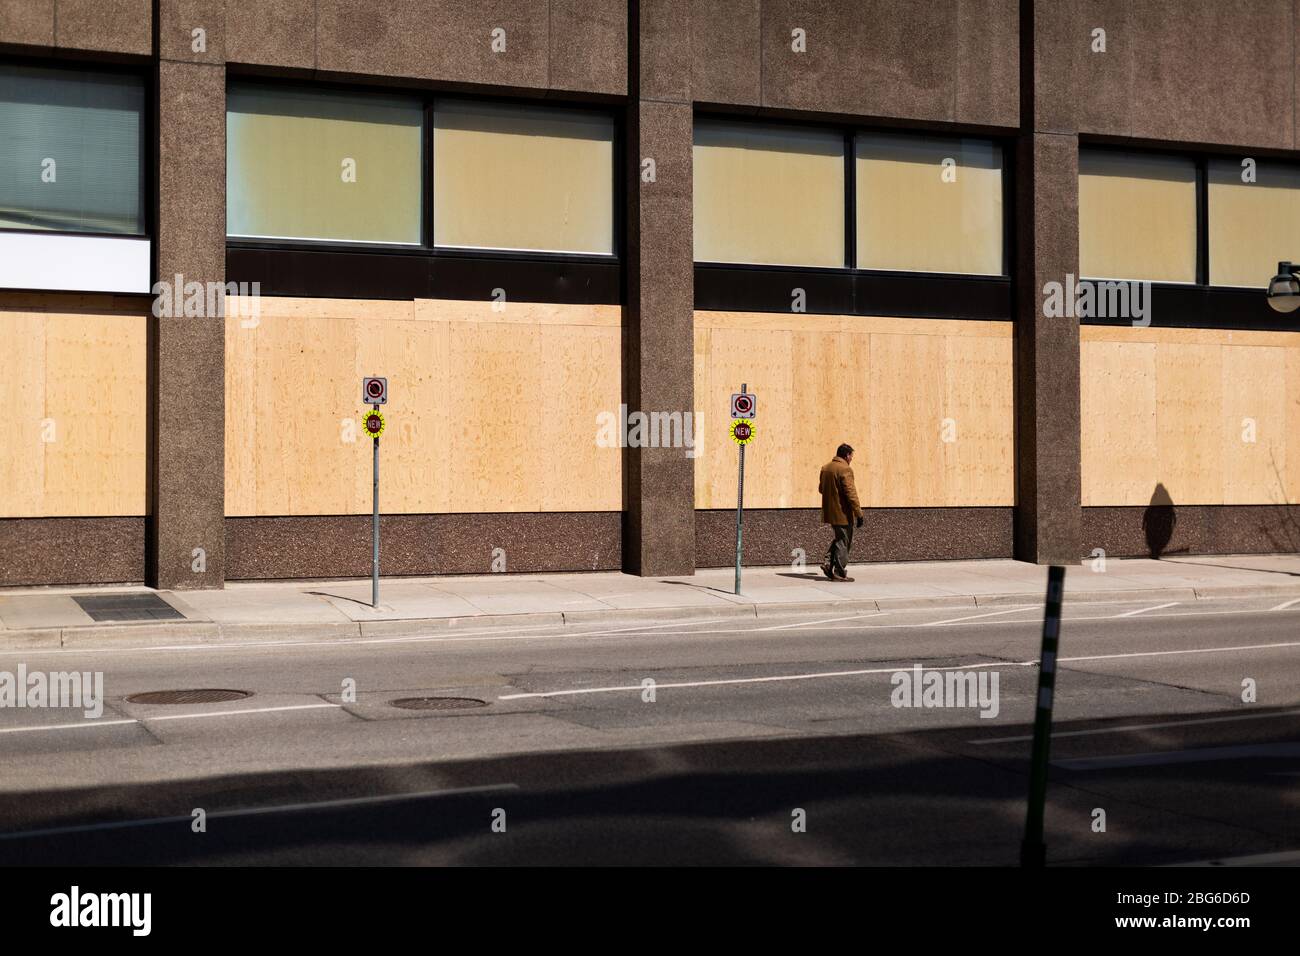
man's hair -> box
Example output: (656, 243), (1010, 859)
(836, 443), (854, 458)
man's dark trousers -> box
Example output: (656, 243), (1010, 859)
(826, 523), (854, 577)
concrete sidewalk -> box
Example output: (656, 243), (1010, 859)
(2, 554), (1299, 650)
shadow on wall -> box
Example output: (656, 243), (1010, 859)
(1142, 482), (1176, 559)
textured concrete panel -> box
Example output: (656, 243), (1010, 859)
(160, 0), (224, 63)
(956, 0), (1019, 128)
(226, 513), (623, 579)
(550, 0), (626, 95)
(640, 0), (691, 103)
(691, 0), (761, 106)
(1014, 131), (1082, 564)
(0, 518), (146, 586)
(153, 61), (226, 589)
(696, 508), (1014, 567)
(624, 96), (695, 576)
(225, 0), (314, 69)
(761, 0), (959, 122)
(316, 0), (549, 88)
(56, 0), (152, 56)
(0, 0), (54, 48)
(1083, 506), (1300, 558)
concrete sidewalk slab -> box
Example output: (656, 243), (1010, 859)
(2, 554), (1299, 650)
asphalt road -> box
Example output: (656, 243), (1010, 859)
(1, 595), (1297, 865)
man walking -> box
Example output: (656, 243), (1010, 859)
(819, 443), (863, 582)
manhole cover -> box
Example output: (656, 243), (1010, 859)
(391, 696), (488, 711)
(126, 689), (252, 705)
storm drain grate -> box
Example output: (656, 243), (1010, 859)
(391, 696), (488, 711)
(126, 689), (252, 705)
(73, 593), (185, 622)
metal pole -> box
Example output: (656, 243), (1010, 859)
(372, 405), (380, 609)
(734, 383), (746, 595)
(1021, 564), (1065, 867)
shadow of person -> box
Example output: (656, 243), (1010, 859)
(1142, 482), (1176, 559)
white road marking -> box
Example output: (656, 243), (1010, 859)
(972, 707), (1300, 745)
(503, 640), (1300, 701)
(924, 606), (1038, 626)
(754, 611), (890, 631)
(0, 718), (137, 735)
(1116, 602), (1180, 617)
(0, 702), (341, 735)
(498, 660), (1010, 700)
(0, 783), (519, 841)
(1270, 597), (1300, 611)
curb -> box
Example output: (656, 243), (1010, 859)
(3, 580), (1300, 651)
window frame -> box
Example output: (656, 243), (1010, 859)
(0, 55), (152, 242)
(1076, 139), (1300, 332)
(224, 77), (623, 265)
(692, 110), (1013, 281)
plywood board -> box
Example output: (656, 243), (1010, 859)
(1155, 343), (1223, 505)
(1080, 341), (1158, 506)
(1221, 345), (1288, 504)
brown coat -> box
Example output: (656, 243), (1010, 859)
(819, 456), (863, 525)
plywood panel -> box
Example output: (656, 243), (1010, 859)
(706, 326), (794, 508)
(943, 334), (1014, 505)
(1, 310), (47, 517)
(868, 332), (945, 506)
(1222, 345), (1288, 504)
(1080, 341), (1158, 506)
(224, 309), (259, 515)
(791, 330), (865, 509)
(448, 321), (544, 512)
(40, 313), (146, 517)
(539, 324), (621, 512)
(224, 298), (621, 516)
(693, 312), (1013, 509)
(1080, 326), (1300, 506)
(1288, 349), (1300, 505)
(1155, 343), (1222, 505)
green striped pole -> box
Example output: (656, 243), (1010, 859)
(1021, 564), (1065, 867)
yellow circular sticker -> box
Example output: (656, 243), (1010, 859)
(363, 410), (386, 439)
(730, 418), (755, 445)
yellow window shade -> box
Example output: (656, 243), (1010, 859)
(855, 133), (1004, 275)
(433, 99), (615, 255)
(1079, 150), (1197, 283)
(226, 84), (423, 244)
(1208, 158), (1300, 288)
(693, 120), (845, 268)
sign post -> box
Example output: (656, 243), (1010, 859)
(361, 377), (388, 608)
(1021, 564), (1066, 867)
(730, 386), (756, 595)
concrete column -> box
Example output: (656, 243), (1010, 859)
(623, 1), (696, 575)
(1014, 0), (1082, 565)
(150, 5), (226, 588)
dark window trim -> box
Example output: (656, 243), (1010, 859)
(695, 263), (1011, 321)
(692, 111), (1014, 318)
(227, 246), (621, 305)
(0, 55), (151, 242)
(1078, 139), (1300, 330)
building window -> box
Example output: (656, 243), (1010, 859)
(855, 133), (1004, 276)
(226, 84), (423, 245)
(0, 64), (145, 235)
(1079, 150), (1197, 283)
(1208, 158), (1300, 289)
(693, 119), (845, 269)
(433, 99), (615, 255)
